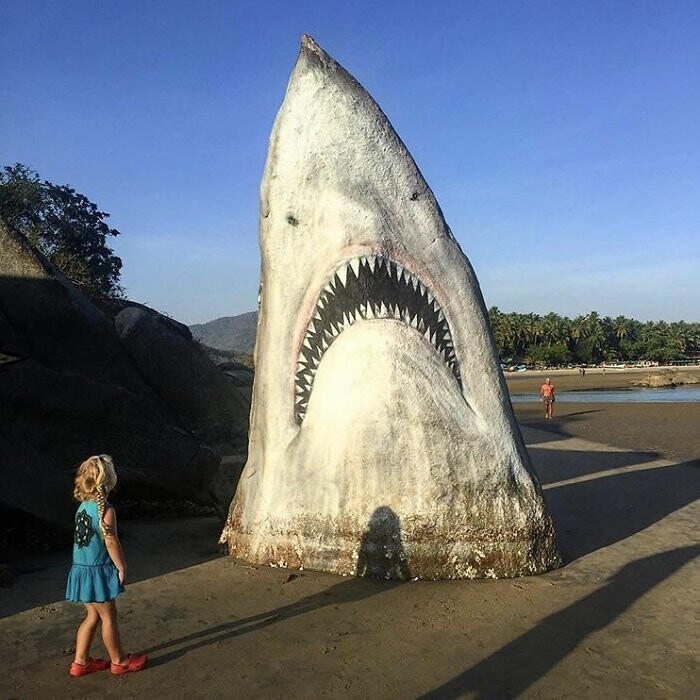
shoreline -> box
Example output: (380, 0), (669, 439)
(505, 365), (700, 395)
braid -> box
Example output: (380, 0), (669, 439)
(95, 484), (111, 538)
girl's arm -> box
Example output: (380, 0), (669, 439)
(103, 506), (127, 584)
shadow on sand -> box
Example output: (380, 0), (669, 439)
(418, 421), (699, 698)
(517, 409), (608, 446)
(0, 517), (225, 618)
(421, 544), (699, 699)
(145, 506), (410, 668)
(526, 429), (699, 563)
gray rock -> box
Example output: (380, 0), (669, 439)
(0, 359), (219, 509)
(0, 219), (147, 394)
(96, 296), (192, 340)
(0, 219), (249, 526)
(210, 453), (248, 518)
(115, 306), (251, 442)
(0, 564), (14, 587)
(218, 361), (255, 387)
(0, 306), (26, 358)
(0, 429), (74, 528)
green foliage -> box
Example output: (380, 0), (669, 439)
(487, 307), (700, 367)
(525, 342), (572, 366)
(0, 163), (123, 298)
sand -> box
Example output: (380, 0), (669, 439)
(1, 372), (698, 699)
(508, 366), (700, 462)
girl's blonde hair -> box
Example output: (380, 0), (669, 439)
(73, 454), (117, 537)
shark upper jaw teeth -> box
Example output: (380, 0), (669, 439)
(294, 254), (462, 424)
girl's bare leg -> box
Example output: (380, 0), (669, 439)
(94, 600), (125, 664)
(74, 604), (100, 664)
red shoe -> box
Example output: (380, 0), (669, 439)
(69, 657), (110, 676)
(110, 653), (148, 675)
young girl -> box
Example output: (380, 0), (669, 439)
(65, 454), (147, 676)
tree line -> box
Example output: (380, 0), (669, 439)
(488, 308), (700, 366)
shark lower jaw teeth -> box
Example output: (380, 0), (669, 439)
(294, 255), (461, 424)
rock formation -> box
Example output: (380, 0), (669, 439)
(0, 217), (251, 529)
(115, 306), (250, 443)
(221, 36), (561, 579)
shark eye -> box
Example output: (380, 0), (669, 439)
(294, 255), (460, 424)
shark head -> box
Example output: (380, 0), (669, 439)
(222, 36), (560, 579)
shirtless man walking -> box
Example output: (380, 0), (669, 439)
(540, 377), (555, 419)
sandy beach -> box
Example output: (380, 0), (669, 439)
(508, 366), (700, 462)
(1, 370), (698, 699)
(505, 364), (700, 395)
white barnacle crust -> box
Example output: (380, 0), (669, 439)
(221, 35), (560, 580)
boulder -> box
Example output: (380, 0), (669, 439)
(115, 307), (251, 442)
(210, 454), (248, 519)
(0, 218), (250, 528)
(0, 219), (148, 394)
(0, 429), (74, 529)
(0, 359), (219, 509)
(218, 361), (255, 388)
(633, 370), (700, 388)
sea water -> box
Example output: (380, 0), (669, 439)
(510, 386), (700, 403)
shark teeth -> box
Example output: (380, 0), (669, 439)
(295, 255), (461, 424)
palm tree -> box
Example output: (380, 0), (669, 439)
(585, 313), (606, 362)
(570, 315), (587, 344)
(542, 312), (566, 348)
(667, 322), (688, 358)
(613, 315), (631, 343)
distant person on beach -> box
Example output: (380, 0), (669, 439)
(65, 455), (147, 677)
(539, 378), (555, 419)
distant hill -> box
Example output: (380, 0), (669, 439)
(190, 311), (258, 354)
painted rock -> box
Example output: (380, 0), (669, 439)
(221, 36), (560, 579)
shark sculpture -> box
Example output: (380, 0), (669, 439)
(221, 36), (560, 579)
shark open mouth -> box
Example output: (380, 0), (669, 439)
(295, 254), (461, 424)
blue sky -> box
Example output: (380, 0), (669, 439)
(2, 1), (699, 323)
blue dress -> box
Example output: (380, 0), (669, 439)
(65, 500), (124, 603)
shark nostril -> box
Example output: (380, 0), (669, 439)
(286, 214), (299, 226)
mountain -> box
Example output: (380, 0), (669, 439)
(191, 311), (258, 354)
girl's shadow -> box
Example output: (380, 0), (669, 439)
(146, 506), (410, 668)
(356, 505), (412, 580)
